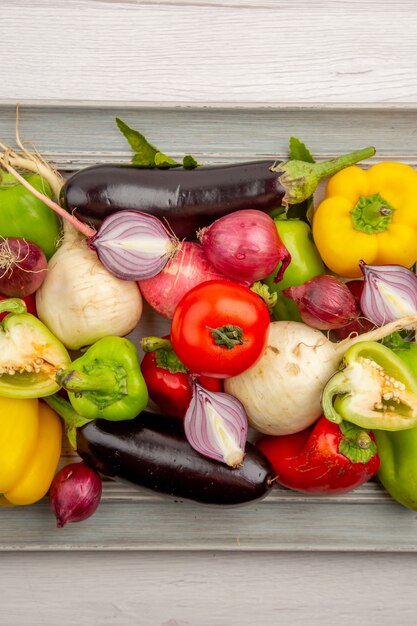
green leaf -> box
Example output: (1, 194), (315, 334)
(289, 136), (315, 163)
(183, 155), (199, 169)
(116, 117), (200, 169)
(287, 136), (316, 223)
(116, 118), (160, 166)
(251, 282), (278, 314)
(154, 152), (181, 168)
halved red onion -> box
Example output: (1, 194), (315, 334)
(90, 211), (177, 281)
(184, 381), (248, 468)
(360, 261), (417, 326)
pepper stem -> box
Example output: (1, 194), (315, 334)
(271, 146), (375, 206)
(141, 336), (173, 352)
(43, 395), (91, 450)
(206, 325), (246, 349)
(338, 421), (378, 464)
(56, 367), (123, 394)
(0, 297), (27, 316)
(351, 193), (394, 233)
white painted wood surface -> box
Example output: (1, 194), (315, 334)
(2, 0), (417, 624)
(2, 0), (417, 104)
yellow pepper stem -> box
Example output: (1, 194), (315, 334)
(351, 193), (395, 233)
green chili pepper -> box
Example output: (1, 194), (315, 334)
(322, 340), (417, 431)
(0, 298), (71, 398)
(262, 217), (325, 321)
(56, 336), (148, 421)
(0, 170), (61, 259)
(372, 335), (417, 511)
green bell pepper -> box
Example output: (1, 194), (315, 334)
(0, 298), (71, 398)
(0, 170), (61, 259)
(56, 336), (148, 421)
(262, 217), (325, 321)
(322, 340), (417, 431)
(373, 335), (417, 511)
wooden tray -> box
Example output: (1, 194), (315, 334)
(2, 102), (417, 552)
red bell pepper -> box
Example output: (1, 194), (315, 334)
(256, 416), (380, 494)
(140, 336), (222, 419)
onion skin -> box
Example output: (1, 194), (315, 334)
(76, 411), (274, 506)
(49, 462), (102, 528)
(138, 242), (225, 319)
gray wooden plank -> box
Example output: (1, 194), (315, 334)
(1, 104), (417, 171)
(1, 551), (417, 626)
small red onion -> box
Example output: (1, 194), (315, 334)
(199, 209), (291, 284)
(283, 274), (359, 330)
(0, 237), (47, 297)
(90, 210), (178, 281)
(49, 462), (102, 528)
(360, 261), (417, 326)
(184, 381), (248, 467)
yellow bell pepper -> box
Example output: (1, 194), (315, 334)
(0, 397), (62, 506)
(312, 162), (417, 278)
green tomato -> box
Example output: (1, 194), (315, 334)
(263, 218), (325, 321)
(0, 171), (61, 259)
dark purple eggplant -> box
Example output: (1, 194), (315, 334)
(76, 410), (274, 506)
(62, 161), (280, 239)
(62, 147), (375, 239)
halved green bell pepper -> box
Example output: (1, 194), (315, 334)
(0, 298), (71, 398)
(0, 170), (61, 259)
(373, 335), (417, 511)
(56, 336), (148, 421)
(322, 340), (417, 431)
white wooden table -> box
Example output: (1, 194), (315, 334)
(2, 2), (417, 624)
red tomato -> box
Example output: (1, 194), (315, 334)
(256, 416), (380, 495)
(0, 294), (37, 320)
(170, 280), (270, 378)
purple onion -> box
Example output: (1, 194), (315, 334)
(49, 462), (102, 528)
(184, 381), (248, 467)
(91, 210), (178, 281)
(199, 209), (291, 284)
(359, 261), (417, 326)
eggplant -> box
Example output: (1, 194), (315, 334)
(76, 410), (274, 505)
(62, 161), (282, 239)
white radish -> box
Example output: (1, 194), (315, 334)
(224, 316), (417, 436)
(36, 223), (143, 350)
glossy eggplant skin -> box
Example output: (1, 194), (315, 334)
(62, 160), (283, 239)
(76, 411), (274, 505)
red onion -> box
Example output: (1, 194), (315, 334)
(360, 261), (417, 326)
(283, 274), (359, 330)
(0, 237), (47, 297)
(49, 462), (102, 528)
(184, 381), (248, 467)
(139, 241), (226, 318)
(198, 209), (291, 284)
(0, 163), (177, 282)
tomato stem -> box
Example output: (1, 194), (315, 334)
(206, 324), (246, 350)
